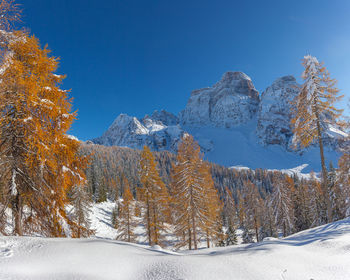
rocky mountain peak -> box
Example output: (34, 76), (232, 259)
(180, 71), (259, 128)
(143, 110), (178, 126)
(93, 112), (184, 152)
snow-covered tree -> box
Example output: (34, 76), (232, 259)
(337, 152), (350, 218)
(216, 226), (227, 247)
(291, 55), (344, 222)
(260, 192), (278, 239)
(225, 225), (238, 246)
(241, 180), (262, 242)
(270, 175), (294, 237)
(220, 187), (238, 245)
(242, 226), (254, 244)
(328, 162), (343, 221)
(307, 179), (327, 227)
(222, 187), (237, 228)
(69, 185), (93, 238)
(293, 181), (312, 231)
(111, 204), (119, 228)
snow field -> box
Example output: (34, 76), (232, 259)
(0, 201), (349, 280)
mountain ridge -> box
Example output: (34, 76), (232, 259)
(92, 71), (345, 171)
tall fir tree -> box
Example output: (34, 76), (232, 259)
(69, 184), (93, 238)
(241, 180), (262, 242)
(270, 175), (295, 237)
(337, 151), (350, 218)
(328, 162), (343, 221)
(259, 190), (278, 239)
(225, 225), (238, 246)
(293, 181), (313, 231)
(291, 55), (344, 222)
(222, 187), (237, 228)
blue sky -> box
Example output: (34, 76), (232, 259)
(19, 0), (350, 140)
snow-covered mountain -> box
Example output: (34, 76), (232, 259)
(93, 111), (185, 152)
(92, 71), (345, 171)
(179, 71), (259, 128)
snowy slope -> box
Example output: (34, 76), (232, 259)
(1, 217), (349, 279)
(186, 120), (341, 172)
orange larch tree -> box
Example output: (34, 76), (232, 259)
(138, 145), (170, 246)
(0, 31), (89, 236)
(291, 55), (344, 222)
(171, 135), (221, 250)
(117, 178), (136, 243)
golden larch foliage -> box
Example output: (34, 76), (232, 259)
(0, 31), (88, 236)
(138, 145), (170, 246)
(171, 135), (221, 250)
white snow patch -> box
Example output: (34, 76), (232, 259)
(66, 134), (79, 141)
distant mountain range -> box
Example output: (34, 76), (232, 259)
(91, 71), (346, 172)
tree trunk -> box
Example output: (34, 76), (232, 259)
(206, 229), (210, 248)
(127, 206), (130, 243)
(188, 228), (192, 250)
(189, 185), (197, 250)
(146, 195), (152, 245)
(315, 108), (332, 223)
(191, 211), (197, 250)
(13, 193), (23, 236)
(254, 217), (259, 242)
(152, 203), (158, 245)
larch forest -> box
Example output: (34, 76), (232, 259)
(0, 1), (349, 280)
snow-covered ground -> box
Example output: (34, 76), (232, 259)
(1, 210), (349, 279)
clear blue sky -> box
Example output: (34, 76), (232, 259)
(19, 0), (350, 140)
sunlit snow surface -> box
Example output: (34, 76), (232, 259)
(0, 202), (350, 280)
(185, 121), (342, 172)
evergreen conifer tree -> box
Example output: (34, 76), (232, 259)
(270, 175), (295, 237)
(225, 225), (238, 246)
(69, 184), (93, 238)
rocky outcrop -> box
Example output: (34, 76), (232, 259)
(144, 110), (178, 126)
(179, 72), (259, 128)
(256, 76), (300, 148)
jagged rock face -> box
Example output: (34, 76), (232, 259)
(257, 76), (299, 148)
(179, 72), (259, 128)
(144, 110), (178, 126)
(93, 112), (184, 152)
